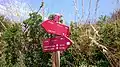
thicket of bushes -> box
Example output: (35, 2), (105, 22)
(0, 10), (120, 67)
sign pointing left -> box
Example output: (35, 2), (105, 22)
(41, 20), (70, 37)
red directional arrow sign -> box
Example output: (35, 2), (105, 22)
(43, 36), (73, 52)
(41, 20), (70, 37)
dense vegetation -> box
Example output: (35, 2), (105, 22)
(0, 9), (120, 67)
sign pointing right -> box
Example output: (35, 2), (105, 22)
(43, 36), (73, 52)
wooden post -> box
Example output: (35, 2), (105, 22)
(55, 51), (60, 67)
(52, 52), (56, 67)
(52, 51), (60, 67)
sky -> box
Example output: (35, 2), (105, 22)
(29, 0), (120, 24)
(0, 0), (31, 22)
(0, 0), (120, 24)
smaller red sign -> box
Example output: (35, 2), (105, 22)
(43, 36), (72, 52)
(41, 20), (70, 37)
(53, 15), (61, 23)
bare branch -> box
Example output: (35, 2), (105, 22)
(94, 0), (100, 19)
(87, 0), (91, 21)
(89, 37), (108, 51)
(90, 23), (100, 37)
(37, 1), (44, 14)
(73, 0), (79, 22)
(0, 20), (6, 29)
(81, 0), (84, 19)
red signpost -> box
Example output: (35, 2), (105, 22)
(41, 14), (73, 67)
